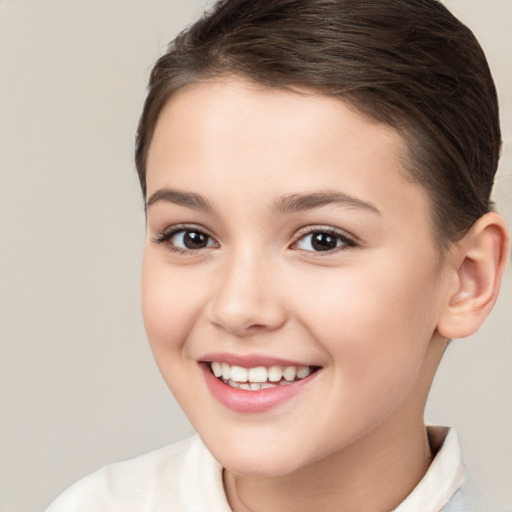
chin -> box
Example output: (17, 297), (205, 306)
(199, 428), (322, 478)
(218, 451), (306, 478)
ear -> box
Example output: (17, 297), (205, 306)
(437, 212), (510, 339)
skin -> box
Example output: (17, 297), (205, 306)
(141, 78), (509, 512)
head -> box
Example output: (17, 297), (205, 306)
(138, 0), (509, 479)
(136, 0), (502, 252)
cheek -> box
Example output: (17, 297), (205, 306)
(293, 255), (442, 395)
(141, 256), (205, 354)
(141, 256), (212, 412)
(298, 261), (437, 341)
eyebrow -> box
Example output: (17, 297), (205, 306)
(270, 191), (381, 216)
(147, 188), (214, 212)
(146, 187), (380, 216)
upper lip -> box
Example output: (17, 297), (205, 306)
(200, 352), (317, 368)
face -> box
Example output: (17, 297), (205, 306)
(142, 78), (450, 477)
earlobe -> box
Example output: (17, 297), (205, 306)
(437, 212), (510, 340)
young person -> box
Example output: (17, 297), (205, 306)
(46, 0), (509, 510)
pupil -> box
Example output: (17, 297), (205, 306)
(311, 232), (337, 251)
(184, 231), (207, 249)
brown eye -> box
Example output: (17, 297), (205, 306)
(311, 232), (339, 251)
(170, 230), (216, 250)
(296, 230), (354, 252)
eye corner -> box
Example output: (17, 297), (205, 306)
(291, 226), (358, 254)
(150, 224), (219, 255)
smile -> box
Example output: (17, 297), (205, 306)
(210, 362), (313, 390)
(201, 356), (320, 413)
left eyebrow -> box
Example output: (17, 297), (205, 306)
(270, 191), (381, 216)
(146, 188), (214, 212)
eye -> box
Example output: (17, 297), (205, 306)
(153, 226), (217, 253)
(171, 229), (216, 250)
(294, 229), (355, 252)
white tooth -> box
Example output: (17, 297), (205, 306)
(230, 365), (248, 382)
(283, 366), (297, 381)
(268, 366), (283, 382)
(279, 380), (292, 385)
(221, 363), (231, 380)
(296, 366), (311, 379)
(260, 382), (275, 389)
(239, 383), (251, 390)
(250, 383), (262, 390)
(211, 361), (222, 377)
(248, 366), (268, 383)
(228, 380), (238, 388)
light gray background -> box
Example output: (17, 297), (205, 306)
(0, 1), (510, 511)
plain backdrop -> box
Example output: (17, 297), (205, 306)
(0, 1), (510, 511)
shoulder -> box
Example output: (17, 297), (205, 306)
(45, 435), (229, 512)
(442, 476), (512, 512)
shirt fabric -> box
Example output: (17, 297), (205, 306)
(45, 427), (485, 512)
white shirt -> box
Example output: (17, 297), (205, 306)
(45, 427), (487, 512)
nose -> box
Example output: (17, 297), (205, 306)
(206, 248), (287, 337)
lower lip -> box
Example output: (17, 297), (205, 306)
(201, 364), (317, 413)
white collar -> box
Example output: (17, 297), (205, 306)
(394, 426), (466, 512)
(188, 426), (465, 512)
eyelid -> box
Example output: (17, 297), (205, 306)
(151, 223), (219, 251)
(290, 225), (358, 252)
(151, 223), (357, 255)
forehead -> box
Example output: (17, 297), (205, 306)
(146, 78), (431, 230)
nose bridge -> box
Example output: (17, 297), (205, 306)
(208, 243), (285, 335)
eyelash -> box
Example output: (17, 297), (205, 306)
(152, 224), (217, 255)
(291, 227), (357, 254)
(152, 225), (357, 255)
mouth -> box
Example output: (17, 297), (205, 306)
(209, 361), (318, 391)
(199, 356), (321, 413)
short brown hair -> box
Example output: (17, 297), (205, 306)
(135, 0), (501, 249)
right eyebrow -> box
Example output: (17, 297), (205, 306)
(146, 188), (214, 213)
(270, 190), (381, 216)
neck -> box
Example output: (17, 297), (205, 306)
(224, 414), (432, 512)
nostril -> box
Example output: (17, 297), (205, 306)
(210, 319), (285, 337)
(245, 323), (270, 332)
